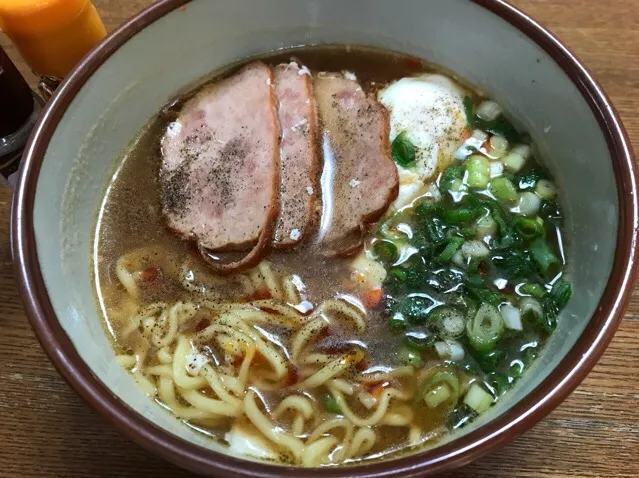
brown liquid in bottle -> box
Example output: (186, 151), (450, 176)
(0, 47), (41, 186)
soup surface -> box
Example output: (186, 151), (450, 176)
(93, 46), (571, 467)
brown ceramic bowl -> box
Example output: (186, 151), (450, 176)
(12, 0), (639, 476)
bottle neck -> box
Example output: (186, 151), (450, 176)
(0, 47), (34, 136)
(0, 91), (43, 187)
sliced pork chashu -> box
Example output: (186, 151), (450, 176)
(272, 62), (319, 248)
(160, 61), (279, 273)
(314, 73), (399, 255)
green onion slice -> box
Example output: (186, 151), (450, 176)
(392, 132), (416, 167)
(420, 366), (461, 409)
(466, 303), (505, 353)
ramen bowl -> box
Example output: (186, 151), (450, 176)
(12, 0), (638, 476)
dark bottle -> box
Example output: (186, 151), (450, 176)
(0, 46), (42, 187)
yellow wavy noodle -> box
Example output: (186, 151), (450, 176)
(273, 395), (314, 437)
(348, 427), (377, 458)
(115, 354), (136, 369)
(112, 258), (423, 467)
(244, 390), (304, 459)
(283, 276), (301, 304)
(317, 299), (366, 333)
(307, 417), (354, 463)
(302, 436), (338, 467)
(291, 317), (327, 360)
(300, 350), (365, 389)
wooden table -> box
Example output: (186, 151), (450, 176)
(1, 1), (638, 476)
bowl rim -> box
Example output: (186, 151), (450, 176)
(11, 0), (639, 476)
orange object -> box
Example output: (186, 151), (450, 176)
(0, 0), (106, 78)
(362, 288), (384, 310)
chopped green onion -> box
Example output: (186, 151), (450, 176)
(398, 343), (424, 368)
(516, 168), (544, 190)
(391, 132), (416, 167)
(475, 214), (498, 239)
(530, 237), (560, 275)
(500, 303), (523, 330)
(373, 240), (399, 264)
(399, 296), (434, 325)
(535, 179), (557, 199)
(520, 297), (543, 322)
(440, 165), (465, 193)
(434, 340), (465, 361)
(389, 267), (407, 282)
(461, 240), (490, 260)
(517, 191), (542, 216)
(463, 96), (521, 143)
(489, 161), (505, 178)
(323, 394), (341, 414)
(519, 283), (546, 298)
(405, 333), (433, 350)
(464, 275), (503, 306)
(550, 278), (572, 309)
(475, 349), (507, 373)
(463, 96), (476, 127)
(506, 259), (541, 288)
(425, 217), (446, 244)
(467, 155), (490, 189)
(437, 237), (465, 263)
(476, 100), (502, 121)
(489, 136), (509, 158)
(466, 303), (505, 353)
(513, 217), (544, 239)
(420, 367), (461, 409)
(389, 312), (408, 331)
(414, 199), (438, 218)
(430, 306), (466, 338)
(503, 144), (531, 173)
(440, 207), (476, 224)
(490, 177), (518, 203)
(464, 383), (494, 414)
(425, 384), (451, 408)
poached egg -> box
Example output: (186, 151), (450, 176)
(379, 73), (467, 209)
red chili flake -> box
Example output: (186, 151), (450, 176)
(365, 380), (390, 397)
(404, 56), (422, 72)
(141, 267), (158, 282)
(368, 381), (390, 395)
(316, 325), (332, 341)
(187, 242), (200, 258)
(244, 288), (271, 301)
(501, 283), (515, 294)
(259, 306), (280, 315)
(286, 365), (300, 386)
(179, 6), (187, 12)
(253, 351), (266, 365)
(477, 261), (489, 276)
(355, 359), (369, 372)
(195, 317), (211, 333)
(232, 355), (243, 368)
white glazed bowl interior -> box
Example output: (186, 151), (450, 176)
(31, 0), (617, 466)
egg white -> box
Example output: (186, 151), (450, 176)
(379, 74), (467, 209)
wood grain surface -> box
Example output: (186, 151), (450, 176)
(1, 1), (638, 476)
